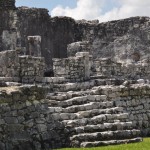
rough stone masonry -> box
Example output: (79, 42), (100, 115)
(1, 0), (150, 69)
(0, 0), (150, 150)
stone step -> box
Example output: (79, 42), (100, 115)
(46, 90), (90, 101)
(62, 102), (114, 113)
(47, 93), (73, 101)
(80, 137), (142, 148)
(53, 80), (95, 92)
(47, 83), (118, 101)
(46, 90), (96, 101)
(48, 96), (88, 106)
(50, 107), (124, 121)
(75, 107), (124, 119)
(94, 79), (124, 86)
(70, 130), (141, 143)
(36, 77), (66, 84)
(74, 122), (133, 134)
(46, 89), (103, 101)
(62, 113), (129, 127)
(48, 95), (108, 107)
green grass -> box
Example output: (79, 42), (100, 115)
(59, 138), (150, 150)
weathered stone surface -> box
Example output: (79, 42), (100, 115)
(53, 52), (90, 82)
(1, 2), (150, 69)
(27, 36), (41, 57)
(67, 41), (91, 57)
(1, 1), (150, 150)
(0, 50), (45, 83)
(0, 85), (66, 150)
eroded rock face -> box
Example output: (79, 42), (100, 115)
(67, 41), (91, 57)
(78, 16), (150, 63)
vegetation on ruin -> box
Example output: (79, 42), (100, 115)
(60, 138), (150, 150)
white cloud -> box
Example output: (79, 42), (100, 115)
(51, 0), (105, 20)
(51, 0), (150, 22)
(99, 0), (150, 22)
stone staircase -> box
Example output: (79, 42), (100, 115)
(46, 80), (142, 148)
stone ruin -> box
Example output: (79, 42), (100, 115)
(0, 1), (150, 150)
(53, 52), (90, 82)
(0, 41), (150, 150)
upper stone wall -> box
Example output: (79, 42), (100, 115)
(0, 0), (16, 9)
(93, 58), (150, 80)
(1, 3), (150, 69)
(16, 8), (76, 69)
(75, 17), (150, 63)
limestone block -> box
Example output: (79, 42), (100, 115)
(143, 103), (149, 109)
(143, 121), (149, 128)
(54, 107), (63, 113)
(60, 113), (70, 120)
(0, 119), (5, 125)
(87, 95), (96, 101)
(48, 107), (55, 113)
(4, 117), (18, 124)
(106, 101), (114, 107)
(27, 36), (41, 57)
(37, 124), (47, 132)
(0, 50), (20, 77)
(18, 116), (25, 123)
(116, 113), (128, 119)
(36, 118), (46, 124)
(52, 113), (61, 120)
(143, 114), (148, 121)
(137, 79), (145, 84)
(77, 111), (90, 119)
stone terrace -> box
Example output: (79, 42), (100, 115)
(0, 48), (150, 149)
(0, 1), (150, 149)
(0, 44), (150, 150)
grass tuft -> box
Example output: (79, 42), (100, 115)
(58, 138), (150, 150)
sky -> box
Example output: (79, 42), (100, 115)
(16, 0), (150, 22)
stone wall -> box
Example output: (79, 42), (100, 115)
(16, 9), (76, 69)
(0, 50), (20, 77)
(53, 52), (90, 82)
(19, 56), (45, 83)
(98, 84), (150, 135)
(0, 50), (45, 83)
(93, 58), (150, 80)
(94, 58), (118, 77)
(1, 2), (150, 148)
(0, 85), (67, 150)
(53, 53), (150, 81)
(0, 9), (19, 51)
(0, 81), (150, 149)
(78, 17), (150, 62)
